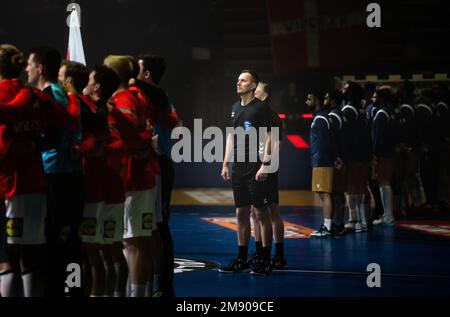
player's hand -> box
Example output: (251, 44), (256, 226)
(62, 81), (77, 95)
(335, 157), (343, 170)
(255, 166), (268, 182)
(106, 97), (115, 113)
(221, 164), (230, 181)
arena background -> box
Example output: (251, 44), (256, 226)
(1, 0), (449, 188)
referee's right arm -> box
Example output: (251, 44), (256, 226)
(221, 133), (233, 181)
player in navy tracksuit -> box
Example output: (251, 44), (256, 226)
(435, 83), (450, 207)
(363, 82), (384, 224)
(307, 93), (336, 237)
(341, 81), (372, 232)
(395, 80), (422, 211)
(415, 89), (439, 208)
(371, 86), (396, 226)
(325, 90), (347, 235)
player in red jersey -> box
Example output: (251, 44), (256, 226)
(0, 44), (79, 297)
(104, 55), (155, 297)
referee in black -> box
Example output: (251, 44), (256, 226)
(219, 70), (276, 276)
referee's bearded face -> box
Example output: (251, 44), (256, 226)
(237, 73), (256, 96)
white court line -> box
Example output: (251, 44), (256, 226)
(213, 268), (450, 279)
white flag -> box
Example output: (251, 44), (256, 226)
(67, 9), (86, 65)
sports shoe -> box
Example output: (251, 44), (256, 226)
(372, 218), (383, 225)
(271, 256), (287, 269)
(218, 258), (250, 273)
(152, 291), (163, 297)
(248, 252), (263, 268)
(344, 221), (357, 230)
(310, 225), (333, 238)
(372, 217), (396, 227)
(332, 224), (346, 236)
(250, 259), (273, 276)
(382, 216), (396, 227)
(355, 222), (367, 233)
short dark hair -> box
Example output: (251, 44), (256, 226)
(346, 81), (364, 106)
(259, 82), (271, 99)
(126, 55), (139, 79)
(138, 54), (167, 84)
(29, 46), (61, 82)
(329, 89), (343, 106)
(363, 82), (376, 94)
(309, 91), (324, 106)
(240, 69), (260, 85)
(92, 65), (120, 101)
(376, 85), (393, 103)
(0, 44), (26, 79)
(63, 61), (89, 93)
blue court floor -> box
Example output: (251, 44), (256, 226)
(171, 205), (450, 297)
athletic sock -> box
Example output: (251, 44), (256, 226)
(130, 284), (146, 297)
(275, 243), (284, 258)
(324, 218), (332, 231)
(380, 185), (394, 219)
(358, 194), (367, 225)
(0, 271), (22, 297)
(22, 270), (44, 297)
(153, 274), (161, 293)
(145, 281), (153, 297)
(263, 247), (272, 261)
(347, 194), (358, 222)
(238, 246), (248, 261)
(255, 241), (263, 257)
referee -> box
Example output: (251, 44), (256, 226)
(219, 70), (276, 276)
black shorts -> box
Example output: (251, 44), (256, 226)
(232, 163), (270, 208)
(267, 172), (279, 204)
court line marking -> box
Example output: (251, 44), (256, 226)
(213, 268), (450, 279)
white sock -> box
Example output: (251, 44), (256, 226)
(130, 284), (146, 297)
(358, 194), (367, 225)
(145, 281), (153, 297)
(113, 262), (126, 296)
(22, 271), (44, 297)
(324, 218), (332, 231)
(347, 194), (358, 222)
(153, 274), (160, 293)
(1, 271), (22, 297)
(380, 185), (394, 219)
(104, 264), (115, 297)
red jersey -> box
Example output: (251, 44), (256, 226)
(78, 95), (107, 204)
(0, 80), (44, 198)
(110, 89), (156, 192)
(0, 80), (81, 199)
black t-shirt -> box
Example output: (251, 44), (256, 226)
(230, 98), (274, 164)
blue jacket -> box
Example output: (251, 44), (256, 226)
(310, 109), (335, 168)
(328, 106), (348, 162)
(41, 83), (82, 174)
(341, 102), (372, 163)
(397, 104), (418, 149)
(372, 106), (395, 158)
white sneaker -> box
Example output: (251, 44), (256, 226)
(383, 217), (396, 227)
(372, 218), (383, 225)
(355, 222), (367, 233)
(344, 221), (356, 230)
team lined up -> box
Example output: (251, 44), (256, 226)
(308, 81), (450, 237)
(0, 44), (178, 297)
